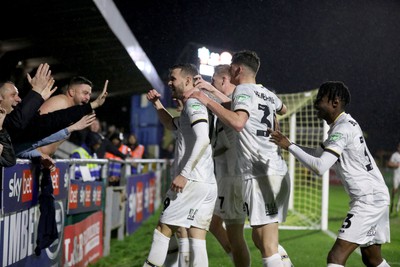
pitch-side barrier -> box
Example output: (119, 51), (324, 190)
(0, 158), (171, 267)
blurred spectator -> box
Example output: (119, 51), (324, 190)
(106, 124), (117, 139)
(105, 132), (130, 186)
(0, 103), (15, 167)
(387, 142), (400, 213)
(70, 131), (103, 181)
(160, 141), (175, 159)
(74, 118), (127, 160)
(127, 133), (145, 174)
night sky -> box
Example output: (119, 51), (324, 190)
(114, 0), (400, 153)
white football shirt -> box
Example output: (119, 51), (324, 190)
(323, 113), (390, 205)
(232, 84), (288, 180)
(172, 98), (216, 184)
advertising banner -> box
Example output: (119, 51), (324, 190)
(125, 172), (156, 235)
(0, 199), (66, 267)
(62, 211), (103, 267)
(67, 180), (103, 215)
(2, 163), (69, 215)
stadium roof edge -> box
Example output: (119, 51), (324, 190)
(94, 0), (164, 95)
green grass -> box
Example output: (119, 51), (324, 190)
(91, 185), (400, 267)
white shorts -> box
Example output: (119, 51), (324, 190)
(160, 180), (217, 231)
(393, 175), (400, 190)
(243, 173), (290, 226)
(214, 175), (246, 225)
(337, 201), (390, 246)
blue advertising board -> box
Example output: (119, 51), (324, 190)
(125, 172), (156, 234)
(1, 162), (69, 215)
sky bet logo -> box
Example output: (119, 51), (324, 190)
(8, 170), (33, 203)
(68, 184), (79, 210)
(50, 168), (60, 196)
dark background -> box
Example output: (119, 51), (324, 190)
(114, 0), (400, 154)
(1, 0), (399, 155)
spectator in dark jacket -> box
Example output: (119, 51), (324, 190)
(0, 104), (15, 167)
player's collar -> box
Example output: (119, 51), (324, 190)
(331, 112), (346, 126)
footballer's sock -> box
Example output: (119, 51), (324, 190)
(262, 253), (284, 267)
(178, 237), (190, 267)
(327, 264), (344, 267)
(377, 259), (390, 267)
(278, 244), (293, 267)
(143, 229), (170, 267)
(190, 238), (208, 267)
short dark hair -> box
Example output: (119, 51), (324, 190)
(231, 50), (260, 74)
(68, 76), (93, 88)
(316, 81), (351, 107)
(169, 63), (199, 78)
(62, 76), (92, 94)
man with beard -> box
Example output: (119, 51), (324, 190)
(143, 63), (216, 267)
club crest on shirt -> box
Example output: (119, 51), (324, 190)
(236, 94), (250, 102)
(190, 103), (202, 110)
(328, 132), (343, 143)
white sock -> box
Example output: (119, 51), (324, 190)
(262, 253), (283, 267)
(327, 264), (344, 267)
(278, 244), (293, 267)
(143, 229), (170, 267)
(377, 259), (390, 267)
(178, 237), (190, 267)
(189, 238), (208, 267)
(164, 235), (179, 267)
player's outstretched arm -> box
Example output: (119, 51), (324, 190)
(147, 89), (176, 130)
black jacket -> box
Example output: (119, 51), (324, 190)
(4, 91), (94, 144)
(0, 128), (16, 167)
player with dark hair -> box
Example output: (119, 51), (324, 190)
(143, 63), (217, 267)
(269, 81), (391, 267)
(194, 63), (293, 267)
(186, 50), (291, 267)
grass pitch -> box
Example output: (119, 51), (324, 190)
(92, 185), (400, 267)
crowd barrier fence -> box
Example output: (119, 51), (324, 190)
(0, 158), (172, 267)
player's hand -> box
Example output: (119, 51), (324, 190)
(146, 89), (161, 103)
(182, 89), (206, 104)
(194, 75), (215, 93)
(268, 128), (292, 150)
(170, 174), (187, 193)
